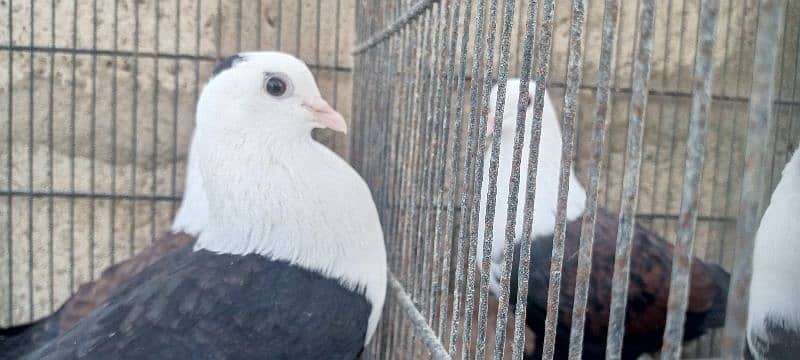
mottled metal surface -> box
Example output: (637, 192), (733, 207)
(566, 0), (620, 358)
(605, 0), (658, 358)
(660, 0), (721, 358)
(721, 0), (786, 357)
(389, 272), (452, 360)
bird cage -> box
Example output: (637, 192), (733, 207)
(2, 0), (798, 359)
(1, 0), (352, 328)
(350, 0), (796, 359)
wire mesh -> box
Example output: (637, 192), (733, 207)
(1, 0), (353, 327)
(1, 0), (799, 359)
(350, 0), (797, 359)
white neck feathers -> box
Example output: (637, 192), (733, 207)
(748, 150), (800, 340)
(192, 126), (386, 344)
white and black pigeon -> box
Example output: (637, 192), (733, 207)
(746, 149), (800, 359)
(14, 51), (387, 360)
(0, 126), (209, 358)
(480, 79), (730, 359)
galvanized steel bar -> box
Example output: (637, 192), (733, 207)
(351, 0), (438, 55)
(721, 0), (786, 357)
(528, 0), (558, 356)
(460, 0), (491, 356)
(5, 0), (12, 326)
(389, 271), (452, 360)
(541, 0), (587, 357)
(660, 0), (720, 357)
(434, 0), (464, 343)
(510, 0), (541, 358)
(446, 0), (479, 353)
(486, 0), (522, 357)
(566, 0), (621, 358)
(605, 0), (658, 357)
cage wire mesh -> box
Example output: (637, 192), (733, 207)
(350, 0), (797, 359)
(0, 0), (798, 359)
(0, 0), (353, 326)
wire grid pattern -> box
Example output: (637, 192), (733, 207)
(351, 0), (797, 359)
(0, 0), (354, 327)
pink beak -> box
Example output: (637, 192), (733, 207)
(304, 98), (347, 134)
(486, 112), (496, 135)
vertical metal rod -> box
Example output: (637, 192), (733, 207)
(47, 0), (57, 312)
(89, 0), (98, 282)
(130, 0), (141, 259)
(473, 0), (503, 355)
(5, 0), (12, 325)
(70, 0), (78, 290)
(605, 0), (657, 357)
(446, 0), (478, 353)
(27, 0), (35, 321)
(509, 0), (542, 358)
(109, 0), (120, 267)
(460, 0), (491, 357)
(151, 0), (161, 242)
(660, 0), (720, 357)
(721, 0), (786, 357)
(435, 0), (465, 343)
(566, 0), (621, 358)
(171, 0), (181, 217)
(541, 0), (586, 357)
(487, 0), (523, 357)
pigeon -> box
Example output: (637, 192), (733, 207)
(14, 51), (387, 359)
(480, 78), (730, 359)
(746, 149), (800, 359)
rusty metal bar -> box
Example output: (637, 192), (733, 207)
(660, 0), (721, 357)
(351, 0), (438, 55)
(566, 0), (620, 358)
(721, 0), (786, 357)
(604, 0), (658, 357)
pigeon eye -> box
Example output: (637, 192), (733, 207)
(265, 75), (289, 97)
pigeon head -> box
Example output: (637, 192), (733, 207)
(196, 51), (346, 138)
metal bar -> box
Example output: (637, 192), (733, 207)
(0, 45), (354, 72)
(351, 0), (437, 55)
(150, 0), (161, 242)
(27, 0), (35, 321)
(389, 272), (451, 360)
(721, 0), (786, 357)
(435, 0), (465, 344)
(170, 0), (181, 218)
(510, 0), (541, 358)
(605, 0), (658, 357)
(460, 0), (490, 357)
(566, 0), (620, 357)
(4, 0), (12, 325)
(109, 0), (120, 266)
(474, 0), (504, 355)
(446, 0), (477, 353)
(660, 0), (720, 357)
(69, 0), (78, 292)
(89, 0), (98, 282)
(47, 0), (57, 312)
(541, 0), (587, 357)
(487, 0), (521, 357)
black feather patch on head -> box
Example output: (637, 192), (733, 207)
(212, 54), (245, 78)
